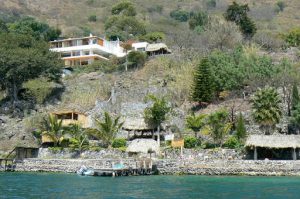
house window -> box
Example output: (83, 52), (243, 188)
(137, 47), (145, 51)
(73, 51), (81, 56)
(61, 52), (71, 57)
(56, 113), (72, 120)
(73, 113), (79, 120)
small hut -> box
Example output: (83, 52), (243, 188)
(146, 43), (171, 56)
(126, 139), (159, 156)
(50, 109), (90, 128)
(245, 135), (300, 160)
(15, 144), (39, 160)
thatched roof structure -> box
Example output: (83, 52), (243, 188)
(42, 134), (55, 144)
(146, 43), (171, 53)
(126, 139), (159, 154)
(51, 106), (88, 116)
(245, 134), (300, 149)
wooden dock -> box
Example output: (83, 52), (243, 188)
(0, 159), (15, 172)
(94, 167), (154, 177)
(93, 159), (156, 177)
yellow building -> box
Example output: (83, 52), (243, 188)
(50, 110), (89, 128)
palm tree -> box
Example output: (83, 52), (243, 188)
(251, 87), (282, 135)
(186, 113), (207, 138)
(68, 124), (89, 155)
(93, 112), (123, 147)
(42, 114), (64, 147)
(207, 109), (231, 147)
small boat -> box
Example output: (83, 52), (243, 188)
(77, 165), (95, 176)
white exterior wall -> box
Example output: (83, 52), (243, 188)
(50, 38), (126, 60)
(132, 42), (149, 51)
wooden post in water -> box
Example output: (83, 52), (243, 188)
(254, 147), (257, 160)
(293, 148), (297, 160)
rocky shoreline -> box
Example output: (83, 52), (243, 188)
(2, 158), (300, 176)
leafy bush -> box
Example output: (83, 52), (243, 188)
(128, 51), (147, 69)
(170, 10), (190, 22)
(23, 77), (59, 104)
(184, 137), (200, 149)
(140, 32), (165, 43)
(275, 1), (286, 12)
(284, 28), (300, 47)
(189, 11), (209, 31)
(48, 147), (63, 154)
(89, 146), (102, 152)
(112, 138), (127, 148)
(223, 136), (241, 149)
(88, 15), (97, 22)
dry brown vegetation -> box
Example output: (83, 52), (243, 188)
(1, 0), (299, 38)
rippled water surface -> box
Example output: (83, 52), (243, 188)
(1, 173), (300, 199)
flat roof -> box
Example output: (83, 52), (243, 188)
(50, 36), (103, 43)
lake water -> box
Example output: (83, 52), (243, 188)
(1, 173), (300, 199)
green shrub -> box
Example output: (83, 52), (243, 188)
(275, 1), (285, 12)
(89, 146), (102, 152)
(23, 77), (58, 104)
(184, 137), (200, 149)
(170, 10), (190, 22)
(31, 130), (42, 140)
(201, 141), (216, 149)
(128, 51), (147, 69)
(117, 146), (127, 152)
(284, 28), (300, 47)
(223, 136), (241, 149)
(112, 138), (127, 148)
(88, 15), (97, 22)
(48, 147), (63, 154)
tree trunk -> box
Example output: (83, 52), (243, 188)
(157, 125), (160, 145)
(125, 51), (128, 71)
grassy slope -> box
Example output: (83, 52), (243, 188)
(1, 0), (300, 37)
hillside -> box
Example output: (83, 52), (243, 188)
(1, 0), (300, 157)
(1, 0), (300, 38)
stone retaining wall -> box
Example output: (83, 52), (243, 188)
(157, 159), (300, 176)
(11, 158), (300, 176)
(37, 148), (128, 159)
(15, 158), (138, 173)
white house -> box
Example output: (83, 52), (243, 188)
(50, 34), (126, 67)
(131, 42), (149, 52)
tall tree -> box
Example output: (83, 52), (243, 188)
(93, 112), (123, 147)
(291, 84), (300, 111)
(144, 95), (171, 144)
(111, 1), (137, 16)
(0, 33), (63, 108)
(105, 1), (145, 41)
(251, 87), (282, 135)
(191, 58), (215, 104)
(8, 17), (61, 41)
(236, 113), (247, 141)
(224, 1), (256, 38)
